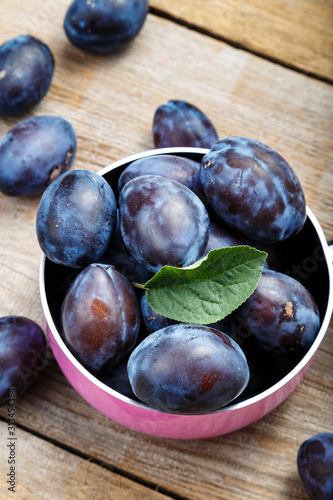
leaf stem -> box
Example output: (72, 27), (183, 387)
(132, 282), (147, 290)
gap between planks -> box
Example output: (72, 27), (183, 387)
(0, 415), (191, 500)
(149, 6), (333, 86)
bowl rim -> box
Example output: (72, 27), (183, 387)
(39, 146), (333, 417)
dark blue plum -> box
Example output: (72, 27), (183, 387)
(118, 154), (203, 195)
(206, 220), (252, 253)
(61, 264), (140, 374)
(0, 116), (76, 197)
(64, 0), (149, 53)
(99, 210), (153, 284)
(153, 100), (218, 149)
(206, 220), (270, 269)
(0, 316), (46, 406)
(127, 323), (250, 414)
(99, 358), (138, 400)
(200, 137), (306, 243)
(234, 270), (320, 356)
(297, 433), (333, 500)
(119, 174), (209, 273)
(36, 169), (117, 268)
(0, 35), (54, 116)
(140, 292), (178, 334)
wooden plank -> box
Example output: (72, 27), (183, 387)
(0, 1), (332, 499)
(0, 5), (332, 238)
(150, 0), (333, 81)
(1, 344), (332, 500)
(0, 422), (171, 500)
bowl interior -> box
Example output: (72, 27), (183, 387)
(41, 148), (333, 416)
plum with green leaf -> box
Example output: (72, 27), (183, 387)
(119, 174), (210, 273)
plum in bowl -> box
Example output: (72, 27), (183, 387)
(39, 147), (333, 439)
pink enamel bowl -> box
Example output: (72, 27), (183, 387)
(39, 147), (333, 440)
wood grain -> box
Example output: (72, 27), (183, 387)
(0, 1), (332, 499)
(0, 422), (171, 500)
(150, 0), (333, 81)
(2, 344), (332, 500)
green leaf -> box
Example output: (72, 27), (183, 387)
(140, 246), (267, 325)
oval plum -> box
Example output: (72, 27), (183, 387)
(119, 174), (209, 273)
(200, 136), (306, 243)
(153, 100), (218, 148)
(36, 169), (117, 268)
(234, 270), (320, 355)
(127, 323), (250, 414)
(64, 0), (149, 53)
(61, 264), (140, 374)
(0, 116), (76, 197)
(0, 35), (54, 116)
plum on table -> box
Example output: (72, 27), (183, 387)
(0, 35), (54, 116)
(64, 0), (149, 53)
(0, 116), (76, 197)
(153, 100), (218, 149)
(0, 316), (46, 406)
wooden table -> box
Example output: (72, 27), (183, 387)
(0, 1), (332, 498)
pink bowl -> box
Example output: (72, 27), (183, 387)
(39, 147), (333, 440)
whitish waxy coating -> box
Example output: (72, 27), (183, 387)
(0, 116), (76, 197)
(0, 35), (54, 115)
(117, 154), (202, 194)
(119, 175), (210, 273)
(153, 100), (219, 149)
(64, 0), (149, 53)
(36, 170), (117, 268)
(128, 324), (250, 414)
(200, 137), (306, 243)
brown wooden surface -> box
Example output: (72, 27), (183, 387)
(0, 1), (332, 499)
(150, 0), (333, 81)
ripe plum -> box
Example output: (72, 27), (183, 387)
(118, 154), (202, 194)
(99, 358), (138, 400)
(153, 100), (218, 148)
(0, 316), (46, 406)
(200, 137), (306, 243)
(140, 292), (178, 334)
(206, 220), (270, 269)
(206, 220), (253, 252)
(119, 174), (209, 273)
(297, 433), (333, 500)
(64, 0), (149, 53)
(234, 270), (320, 355)
(128, 323), (249, 414)
(36, 169), (117, 268)
(0, 116), (76, 197)
(100, 211), (153, 284)
(61, 264), (140, 374)
(0, 35), (54, 116)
